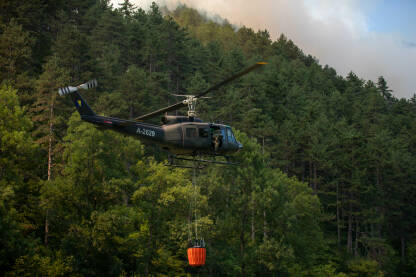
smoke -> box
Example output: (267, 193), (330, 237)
(115, 0), (416, 98)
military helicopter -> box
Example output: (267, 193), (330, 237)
(59, 62), (266, 166)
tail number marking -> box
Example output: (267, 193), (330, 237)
(136, 127), (155, 137)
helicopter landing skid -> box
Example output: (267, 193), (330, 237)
(165, 155), (239, 168)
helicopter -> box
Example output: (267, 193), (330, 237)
(59, 62), (267, 166)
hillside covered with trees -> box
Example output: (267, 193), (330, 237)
(1, 0), (416, 276)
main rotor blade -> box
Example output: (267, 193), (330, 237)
(134, 101), (186, 121)
(133, 62), (267, 121)
(195, 61), (267, 98)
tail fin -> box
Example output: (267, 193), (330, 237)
(58, 80), (97, 116)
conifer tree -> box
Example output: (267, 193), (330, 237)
(0, 19), (33, 83)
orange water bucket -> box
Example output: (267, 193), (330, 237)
(187, 247), (206, 266)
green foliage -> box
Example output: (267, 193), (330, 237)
(303, 263), (348, 277)
(0, 19), (33, 83)
(0, 85), (40, 272)
(7, 252), (75, 277)
(0, 85), (35, 185)
(347, 258), (384, 277)
(403, 240), (416, 275)
(1, 1), (416, 276)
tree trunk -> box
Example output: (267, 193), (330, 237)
(240, 231), (246, 276)
(337, 183), (341, 243)
(176, 66), (179, 91)
(129, 104), (134, 119)
(309, 159), (312, 187)
(301, 161), (305, 182)
(354, 220), (359, 256)
(263, 210), (268, 240)
(45, 94), (55, 247)
(44, 210), (49, 246)
(313, 163), (318, 193)
(241, 208), (247, 277)
(251, 199), (255, 243)
(284, 140), (289, 174)
(347, 203), (353, 253)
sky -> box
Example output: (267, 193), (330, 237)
(112, 0), (416, 98)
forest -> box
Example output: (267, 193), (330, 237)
(1, 0), (416, 276)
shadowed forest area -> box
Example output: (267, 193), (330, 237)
(1, 0), (416, 276)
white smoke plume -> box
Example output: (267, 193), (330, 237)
(113, 0), (416, 98)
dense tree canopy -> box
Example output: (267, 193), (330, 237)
(1, 1), (415, 276)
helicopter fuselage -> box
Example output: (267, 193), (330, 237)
(82, 114), (242, 156)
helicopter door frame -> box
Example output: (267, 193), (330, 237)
(197, 125), (211, 150)
(210, 124), (226, 152)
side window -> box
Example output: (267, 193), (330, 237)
(227, 128), (233, 143)
(199, 128), (209, 138)
(186, 128), (197, 138)
(227, 128), (236, 143)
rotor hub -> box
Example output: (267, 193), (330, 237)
(182, 95), (198, 117)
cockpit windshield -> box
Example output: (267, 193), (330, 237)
(226, 128), (236, 144)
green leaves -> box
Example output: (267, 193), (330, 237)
(2, 1), (416, 275)
(0, 19), (33, 83)
(0, 85), (40, 272)
(0, 85), (37, 189)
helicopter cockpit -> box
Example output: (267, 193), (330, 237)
(210, 124), (242, 153)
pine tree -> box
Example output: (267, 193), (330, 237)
(0, 85), (40, 272)
(377, 76), (393, 101)
(0, 19), (33, 83)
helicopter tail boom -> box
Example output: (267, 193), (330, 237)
(59, 80), (164, 142)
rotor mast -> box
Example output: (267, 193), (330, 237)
(183, 95), (198, 117)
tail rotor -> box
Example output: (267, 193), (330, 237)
(58, 79), (97, 116)
(58, 79), (97, 96)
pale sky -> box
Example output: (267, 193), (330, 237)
(112, 0), (416, 98)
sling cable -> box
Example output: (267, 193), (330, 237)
(187, 159), (206, 267)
